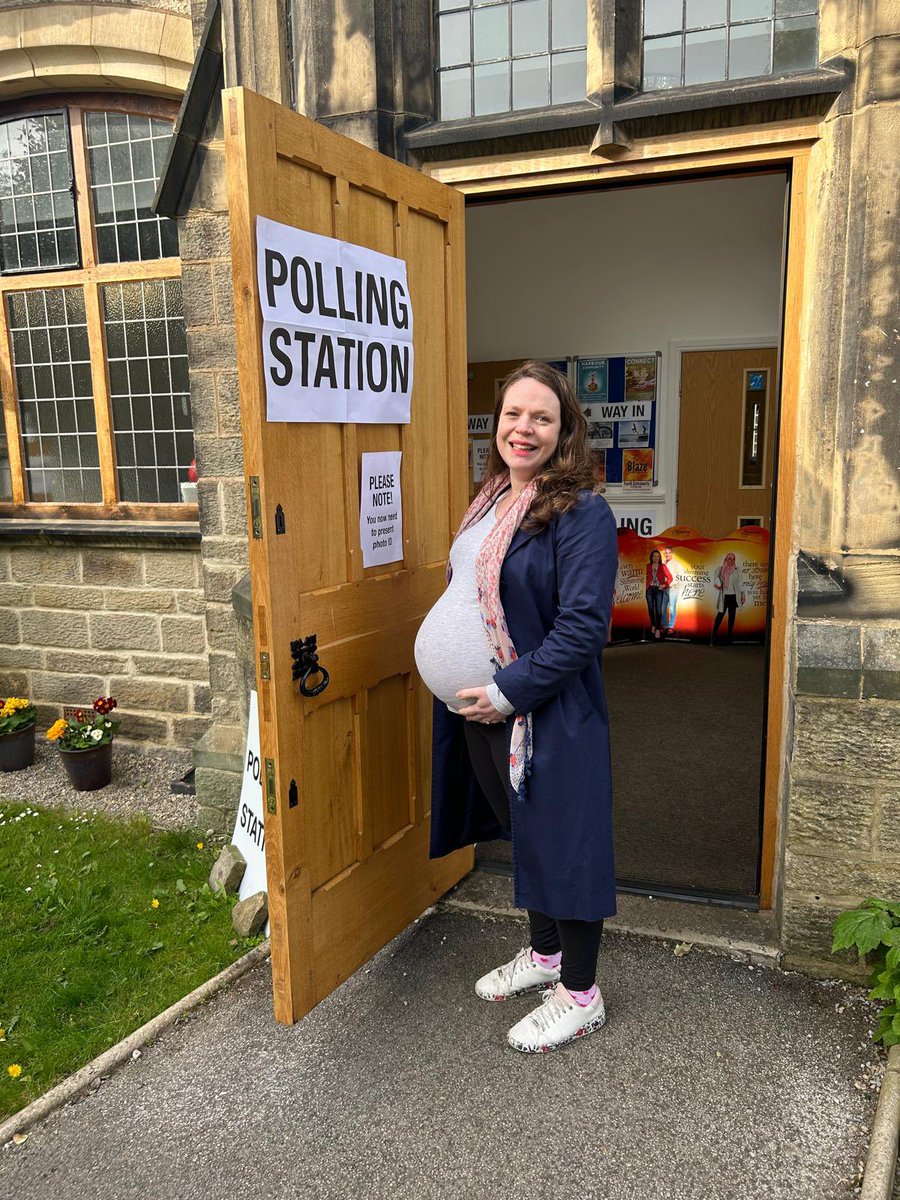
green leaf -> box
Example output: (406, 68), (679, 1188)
(879, 1029), (900, 1047)
(869, 981), (895, 1001)
(832, 907), (893, 955)
(175, 879), (186, 894)
(887, 946), (900, 972)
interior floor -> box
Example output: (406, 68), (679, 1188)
(605, 641), (764, 897)
(475, 641), (765, 900)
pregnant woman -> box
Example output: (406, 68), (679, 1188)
(414, 360), (618, 1053)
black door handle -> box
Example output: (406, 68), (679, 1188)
(290, 634), (330, 697)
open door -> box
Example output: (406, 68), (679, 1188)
(224, 87), (471, 1025)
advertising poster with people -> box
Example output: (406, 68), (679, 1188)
(610, 524), (769, 644)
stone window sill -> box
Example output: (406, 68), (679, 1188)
(0, 520), (201, 549)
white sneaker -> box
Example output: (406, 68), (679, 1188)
(507, 981), (607, 1053)
(475, 946), (560, 1002)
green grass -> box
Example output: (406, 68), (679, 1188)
(0, 800), (265, 1119)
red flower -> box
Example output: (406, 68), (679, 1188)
(187, 458), (198, 483)
(93, 696), (118, 715)
(75, 709), (85, 722)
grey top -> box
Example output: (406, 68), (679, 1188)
(414, 501), (515, 716)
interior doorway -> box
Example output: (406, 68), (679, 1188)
(464, 169), (789, 905)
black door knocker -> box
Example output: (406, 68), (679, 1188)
(290, 634), (330, 697)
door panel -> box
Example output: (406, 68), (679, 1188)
(677, 348), (778, 538)
(224, 87), (472, 1025)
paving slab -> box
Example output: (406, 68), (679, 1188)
(0, 907), (884, 1200)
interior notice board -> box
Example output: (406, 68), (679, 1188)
(576, 352), (660, 489)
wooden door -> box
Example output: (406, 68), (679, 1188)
(224, 88), (472, 1025)
(677, 348), (779, 538)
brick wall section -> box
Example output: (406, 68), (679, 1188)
(0, 540), (209, 748)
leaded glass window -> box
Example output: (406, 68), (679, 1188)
(85, 112), (179, 264)
(437, 0), (587, 119)
(642, 0), (818, 90)
(0, 113), (78, 274)
(0, 100), (192, 517)
(102, 279), (193, 503)
(7, 287), (101, 503)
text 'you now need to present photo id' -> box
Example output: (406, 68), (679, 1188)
(256, 215), (415, 423)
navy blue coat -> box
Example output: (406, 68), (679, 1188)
(428, 489), (619, 921)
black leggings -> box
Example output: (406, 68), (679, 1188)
(713, 594), (738, 639)
(463, 719), (604, 991)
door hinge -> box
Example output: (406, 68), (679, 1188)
(249, 476), (263, 539)
(259, 652), (271, 681)
(265, 758), (276, 814)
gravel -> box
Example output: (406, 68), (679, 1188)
(0, 737), (198, 830)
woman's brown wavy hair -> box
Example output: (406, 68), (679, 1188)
(481, 360), (595, 531)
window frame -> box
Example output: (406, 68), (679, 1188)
(0, 92), (195, 522)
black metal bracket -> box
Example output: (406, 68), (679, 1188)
(290, 634), (330, 697)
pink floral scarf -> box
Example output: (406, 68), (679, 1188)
(449, 472), (537, 800)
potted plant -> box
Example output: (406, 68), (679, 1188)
(180, 458), (198, 504)
(0, 696), (37, 771)
(47, 697), (119, 791)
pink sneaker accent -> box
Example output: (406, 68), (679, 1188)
(565, 983), (599, 1007)
(531, 949), (562, 969)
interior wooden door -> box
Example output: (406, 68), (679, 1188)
(677, 348), (779, 538)
(224, 87), (472, 1025)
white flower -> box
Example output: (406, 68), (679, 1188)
(104, 722), (111, 729)
(90, 729), (103, 742)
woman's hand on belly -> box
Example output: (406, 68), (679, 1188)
(455, 686), (504, 724)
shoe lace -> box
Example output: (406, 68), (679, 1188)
(498, 946), (532, 989)
(530, 988), (574, 1035)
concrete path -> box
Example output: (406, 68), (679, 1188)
(0, 906), (884, 1200)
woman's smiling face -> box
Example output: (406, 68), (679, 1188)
(496, 377), (562, 482)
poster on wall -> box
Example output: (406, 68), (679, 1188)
(359, 451), (403, 568)
(610, 524), (769, 645)
(577, 358), (608, 399)
(622, 448), (654, 489)
(256, 216), (414, 423)
(575, 351), (660, 487)
(581, 405), (614, 449)
(624, 355), (657, 401)
(618, 420), (650, 448)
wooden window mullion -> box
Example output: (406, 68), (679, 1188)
(68, 107), (97, 271)
(83, 278), (118, 506)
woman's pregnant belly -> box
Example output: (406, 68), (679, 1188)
(414, 585), (497, 711)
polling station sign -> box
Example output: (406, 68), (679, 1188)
(256, 216), (414, 423)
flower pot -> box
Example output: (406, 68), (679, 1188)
(0, 722), (35, 771)
(59, 741), (113, 791)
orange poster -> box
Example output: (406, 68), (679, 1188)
(622, 448), (653, 489)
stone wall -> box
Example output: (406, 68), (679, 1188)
(778, 2), (900, 973)
(0, 536), (209, 748)
(176, 66), (252, 829)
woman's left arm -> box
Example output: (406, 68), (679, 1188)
(492, 494), (618, 714)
